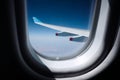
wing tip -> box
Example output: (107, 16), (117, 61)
(33, 17), (42, 24)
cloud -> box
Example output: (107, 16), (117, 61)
(29, 34), (86, 59)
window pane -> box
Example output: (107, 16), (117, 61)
(27, 0), (96, 60)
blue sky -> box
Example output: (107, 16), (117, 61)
(27, 0), (95, 59)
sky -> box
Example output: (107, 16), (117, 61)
(27, 0), (95, 60)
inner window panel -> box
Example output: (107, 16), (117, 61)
(27, 0), (96, 60)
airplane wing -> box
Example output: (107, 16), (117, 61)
(33, 17), (90, 42)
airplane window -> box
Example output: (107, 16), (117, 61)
(27, 0), (96, 60)
(11, 0), (120, 79)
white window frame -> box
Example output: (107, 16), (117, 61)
(32, 0), (110, 73)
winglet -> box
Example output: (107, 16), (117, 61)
(33, 17), (42, 24)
